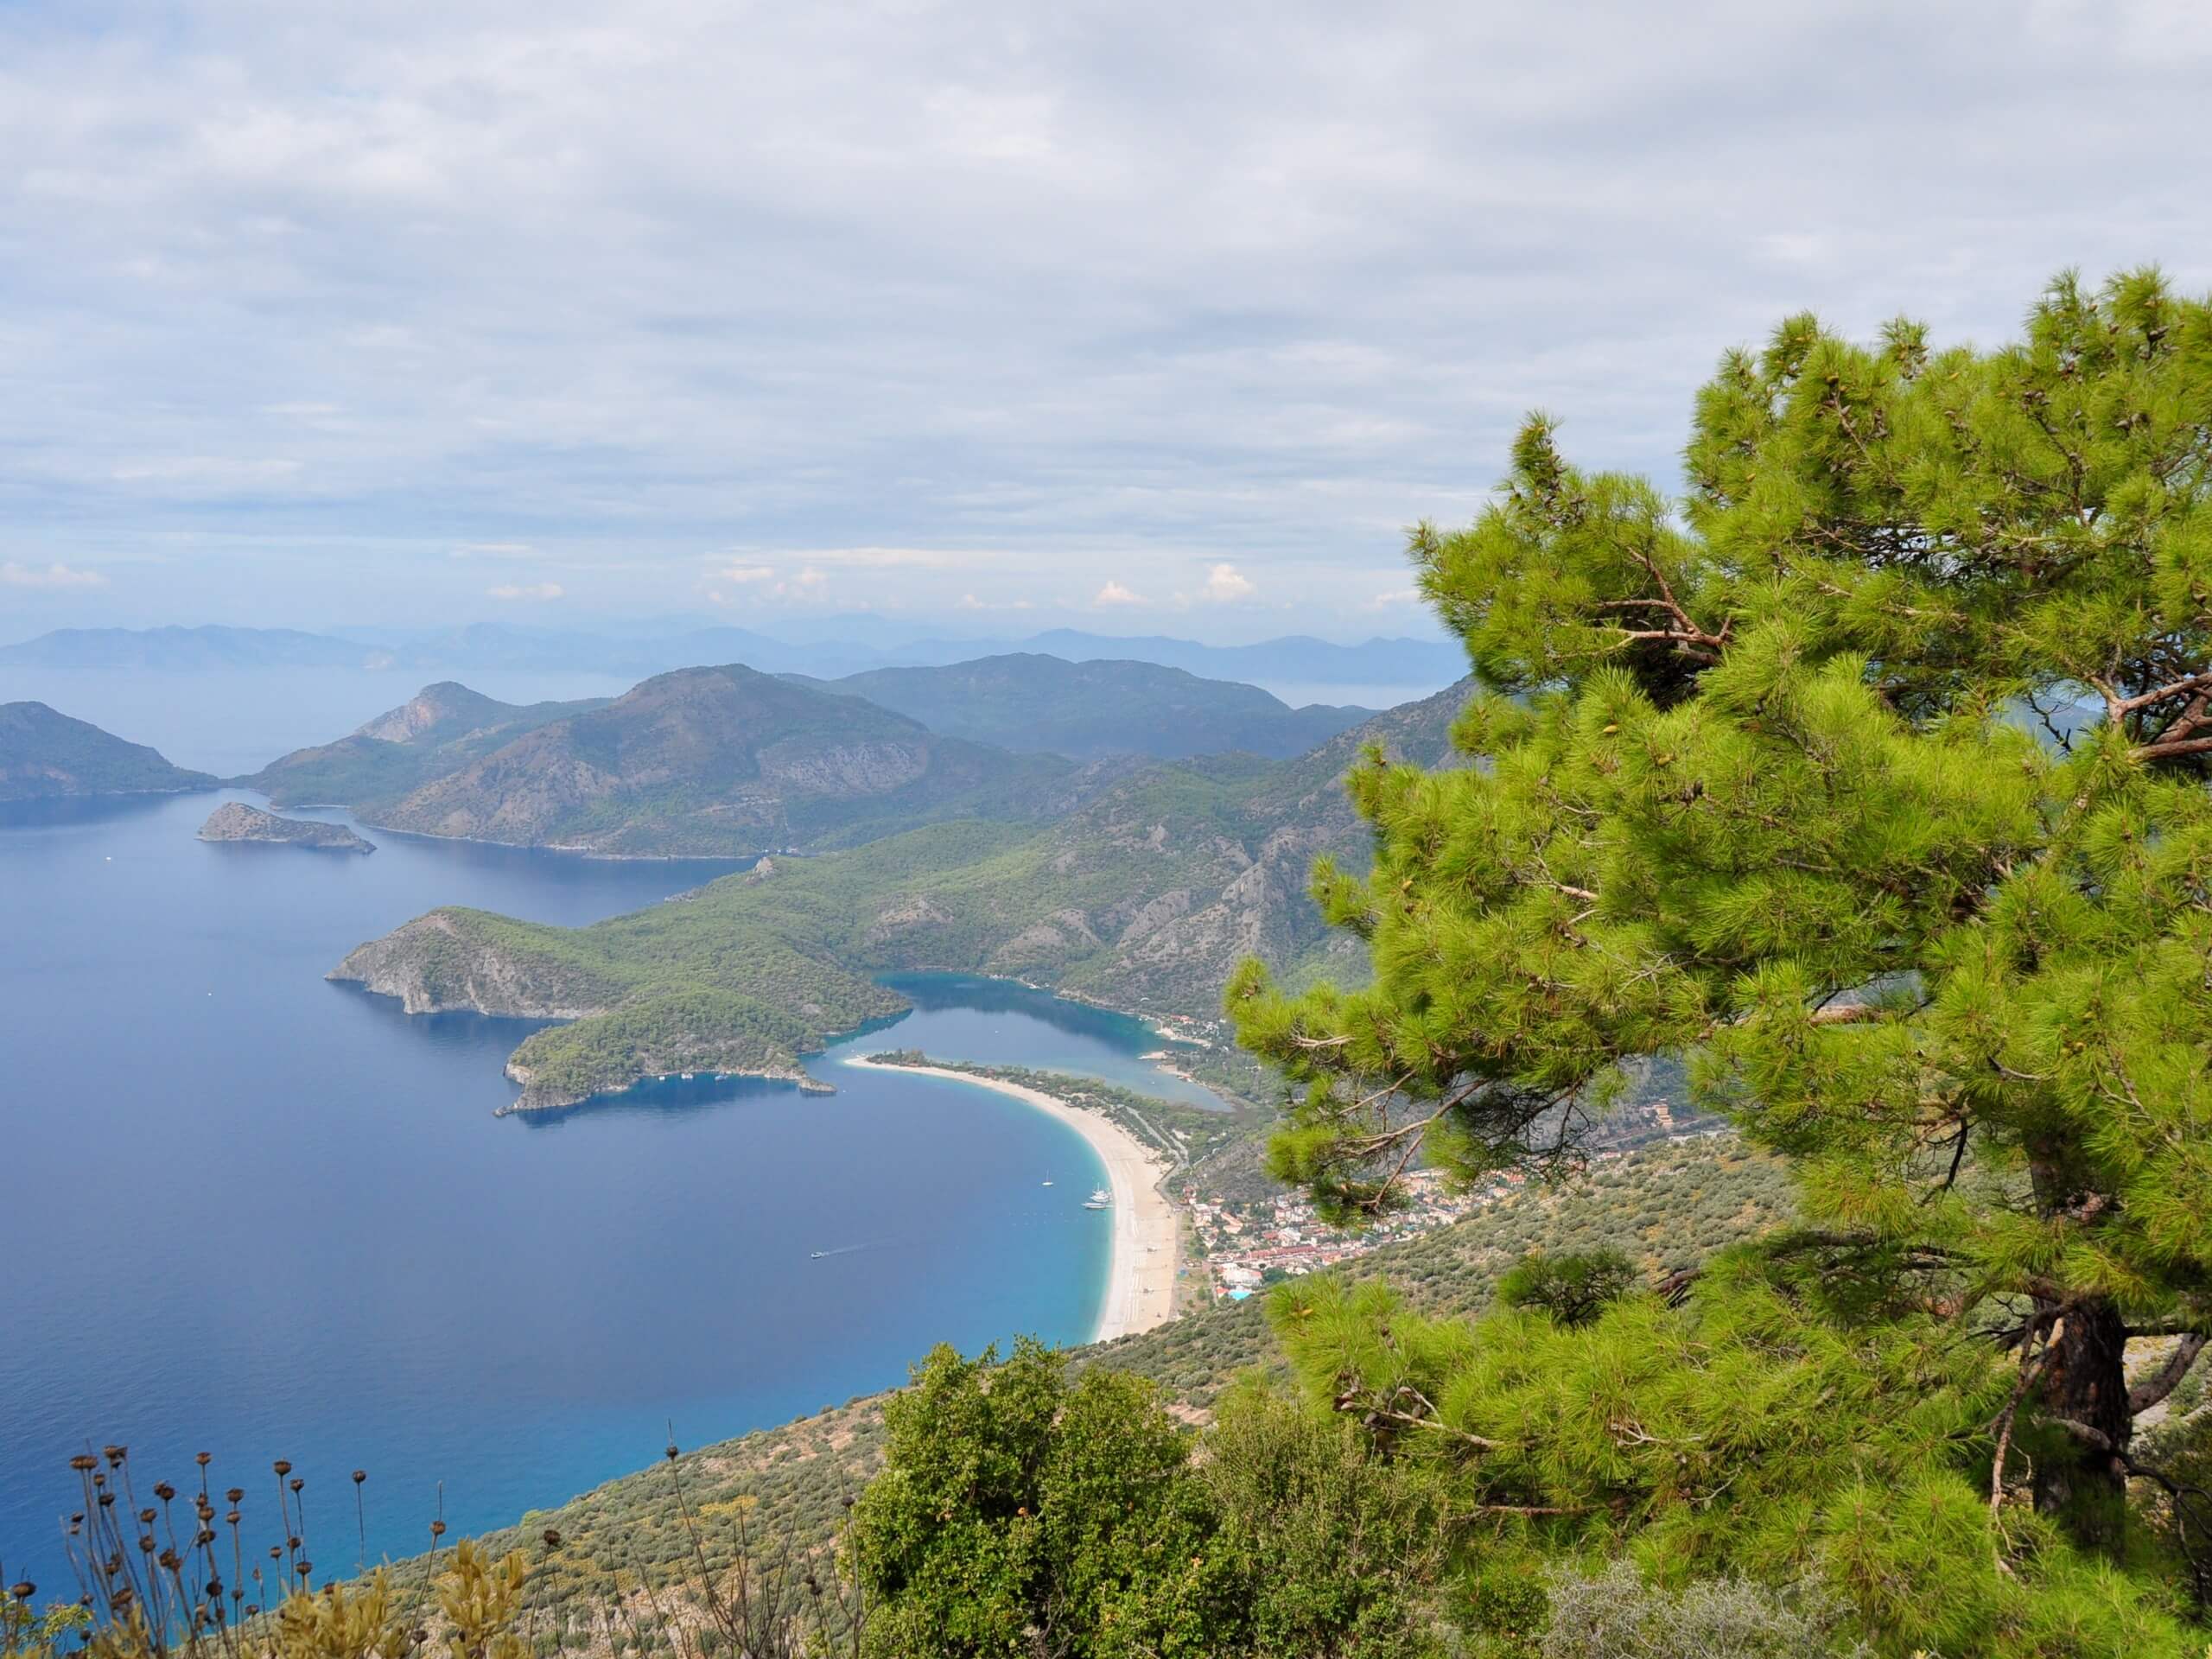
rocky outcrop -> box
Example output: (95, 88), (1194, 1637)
(198, 801), (374, 853)
(327, 910), (623, 1017)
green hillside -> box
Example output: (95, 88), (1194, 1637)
(0, 701), (217, 801)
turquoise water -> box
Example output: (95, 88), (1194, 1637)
(0, 789), (1207, 1592)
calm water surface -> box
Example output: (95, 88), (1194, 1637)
(0, 780), (1206, 1589)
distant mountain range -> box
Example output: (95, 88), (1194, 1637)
(0, 621), (1466, 690)
(787, 653), (1374, 760)
(0, 702), (217, 801)
(0, 626), (394, 671)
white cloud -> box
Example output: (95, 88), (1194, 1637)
(1093, 581), (1148, 607)
(1198, 563), (1255, 602)
(0, 4), (2206, 627)
(713, 563), (776, 584)
(1363, 587), (1422, 609)
(453, 541), (537, 559)
(486, 582), (564, 601)
(2, 561), (108, 589)
(958, 592), (1035, 611)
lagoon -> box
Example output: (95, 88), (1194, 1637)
(0, 785), (1207, 1591)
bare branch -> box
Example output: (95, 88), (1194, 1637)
(2130, 1334), (2209, 1417)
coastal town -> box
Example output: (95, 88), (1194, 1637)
(1184, 1167), (1496, 1301)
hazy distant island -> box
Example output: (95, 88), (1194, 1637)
(0, 701), (217, 802)
(197, 800), (374, 853)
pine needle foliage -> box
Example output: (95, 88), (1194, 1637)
(1231, 269), (2212, 1640)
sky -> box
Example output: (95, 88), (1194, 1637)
(1, 0), (2209, 644)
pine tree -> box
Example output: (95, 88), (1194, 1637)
(1231, 270), (2212, 1614)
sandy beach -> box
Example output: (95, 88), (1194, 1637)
(842, 1058), (1180, 1343)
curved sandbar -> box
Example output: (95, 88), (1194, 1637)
(842, 1058), (1179, 1344)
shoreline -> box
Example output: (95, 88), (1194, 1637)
(843, 1057), (1180, 1344)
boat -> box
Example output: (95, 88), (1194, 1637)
(1084, 1188), (1111, 1210)
(1042, 1177), (1053, 1187)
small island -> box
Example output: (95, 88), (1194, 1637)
(198, 801), (375, 854)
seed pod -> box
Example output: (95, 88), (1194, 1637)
(541, 1530), (561, 1548)
(154, 1484), (175, 1503)
(271, 1461), (291, 1478)
(352, 1471), (365, 1486)
(7, 1583), (33, 1602)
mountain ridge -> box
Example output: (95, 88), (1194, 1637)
(2, 621), (1465, 691)
(0, 702), (218, 801)
(788, 652), (1374, 760)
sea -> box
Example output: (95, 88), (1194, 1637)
(0, 666), (1224, 1593)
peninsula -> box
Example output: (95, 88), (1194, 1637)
(0, 701), (217, 801)
(845, 1054), (1180, 1341)
(198, 801), (375, 853)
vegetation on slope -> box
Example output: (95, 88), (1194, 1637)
(0, 702), (215, 801)
(1229, 268), (2212, 1649)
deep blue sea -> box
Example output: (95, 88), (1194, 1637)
(0, 669), (1219, 1592)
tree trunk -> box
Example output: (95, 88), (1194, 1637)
(2033, 1299), (2133, 1546)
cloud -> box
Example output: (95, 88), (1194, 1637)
(958, 592), (1035, 611)
(1198, 563), (1255, 602)
(2, 561), (107, 589)
(1363, 588), (1422, 609)
(1093, 581), (1148, 607)
(0, 5), (2205, 627)
(452, 542), (537, 559)
(486, 582), (564, 601)
(712, 563), (776, 584)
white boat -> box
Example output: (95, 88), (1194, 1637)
(1084, 1188), (1111, 1210)
(1042, 1178), (1053, 1187)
